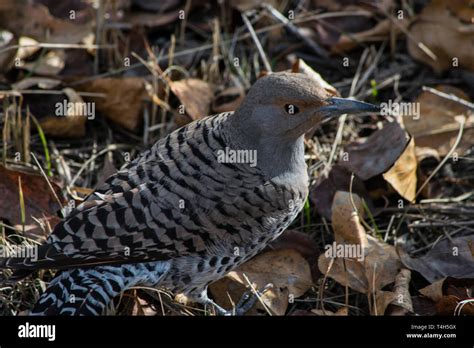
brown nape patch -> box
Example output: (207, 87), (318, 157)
(258, 71), (270, 78)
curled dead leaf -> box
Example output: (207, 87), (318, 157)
(170, 78), (214, 123)
(319, 190), (402, 307)
(209, 249), (312, 315)
(340, 121), (410, 180)
(382, 137), (417, 202)
(385, 268), (413, 315)
(331, 191), (368, 251)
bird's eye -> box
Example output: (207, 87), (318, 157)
(284, 104), (300, 115)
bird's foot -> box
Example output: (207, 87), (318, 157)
(209, 283), (273, 316)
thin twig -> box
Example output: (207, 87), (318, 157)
(422, 86), (474, 110)
(241, 12), (272, 72)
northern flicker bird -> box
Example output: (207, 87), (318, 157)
(1, 72), (378, 315)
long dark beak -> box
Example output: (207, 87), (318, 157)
(319, 97), (380, 118)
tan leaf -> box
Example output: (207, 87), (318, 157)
(407, 0), (474, 72)
(210, 249), (312, 315)
(77, 77), (148, 130)
(419, 277), (446, 302)
(311, 307), (349, 316)
(331, 191), (368, 250)
(386, 268), (413, 315)
(383, 137), (417, 202)
(319, 236), (401, 296)
(374, 291), (397, 316)
(0, 1), (91, 44)
(332, 18), (408, 54)
(40, 88), (87, 138)
(170, 78), (214, 122)
(404, 85), (474, 156)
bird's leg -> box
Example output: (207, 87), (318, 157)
(191, 284), (273, 316)
(232, 283), (274, 315)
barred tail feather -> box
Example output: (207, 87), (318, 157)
(32, 262), (170, 315)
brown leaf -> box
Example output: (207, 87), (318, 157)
(0, 0), (91, 44)
(399, 235), (474, 282)
(318, 191), (402, 300)
(404, 85), (474, 156)
(320, 238), (400, 300)
(382, 137), (417, 202)
(385, 269), (413, 315)
(340, 122), (411, 180)
(269, 229), (321, 281)
(39, 88), (87, 138)
(212, 86), (245, 113)
(419, 277), (446, 302)
(331, 191), (368, 250)
(77, 77), (148, 130)
(310, 164), (370, 220)
(311, 307), (349, 316)
(436, 295), (474, 316)
(210, 249), (312, 315)
(407, 0), (474, 72)
(332, 18), (408, 54)
(170, 78), (213, 122)
(0, 166), (63, 240)
(419, 277), (474, 316)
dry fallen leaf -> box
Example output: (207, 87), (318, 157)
(77, 77), (149, 130)
(382, 137), (417, 202)
(404, 85), (474, 156)
(170, 78), (214, 123)
(407, 0), (474, 72)
(385, 269), (414, 315)
(209, 249), (312, 315)
(0, 166), (64, 240)
(419, 277), (474, 315)
(318, 190), (402, 314)
(212, 86), (245, 113)
(39, 88), (87, 138)
(311, 307), (349, 316)
(340, 121), (411, 181)
(269, 229), (320, 281)
(400, 235), (474, 282)
(0, 0), (91, 44)
(310, 164), (371, 221)
(332, 18), (408, 54)
(331, 191), (368, 250)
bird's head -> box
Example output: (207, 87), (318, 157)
(233, 72), (379, 140)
